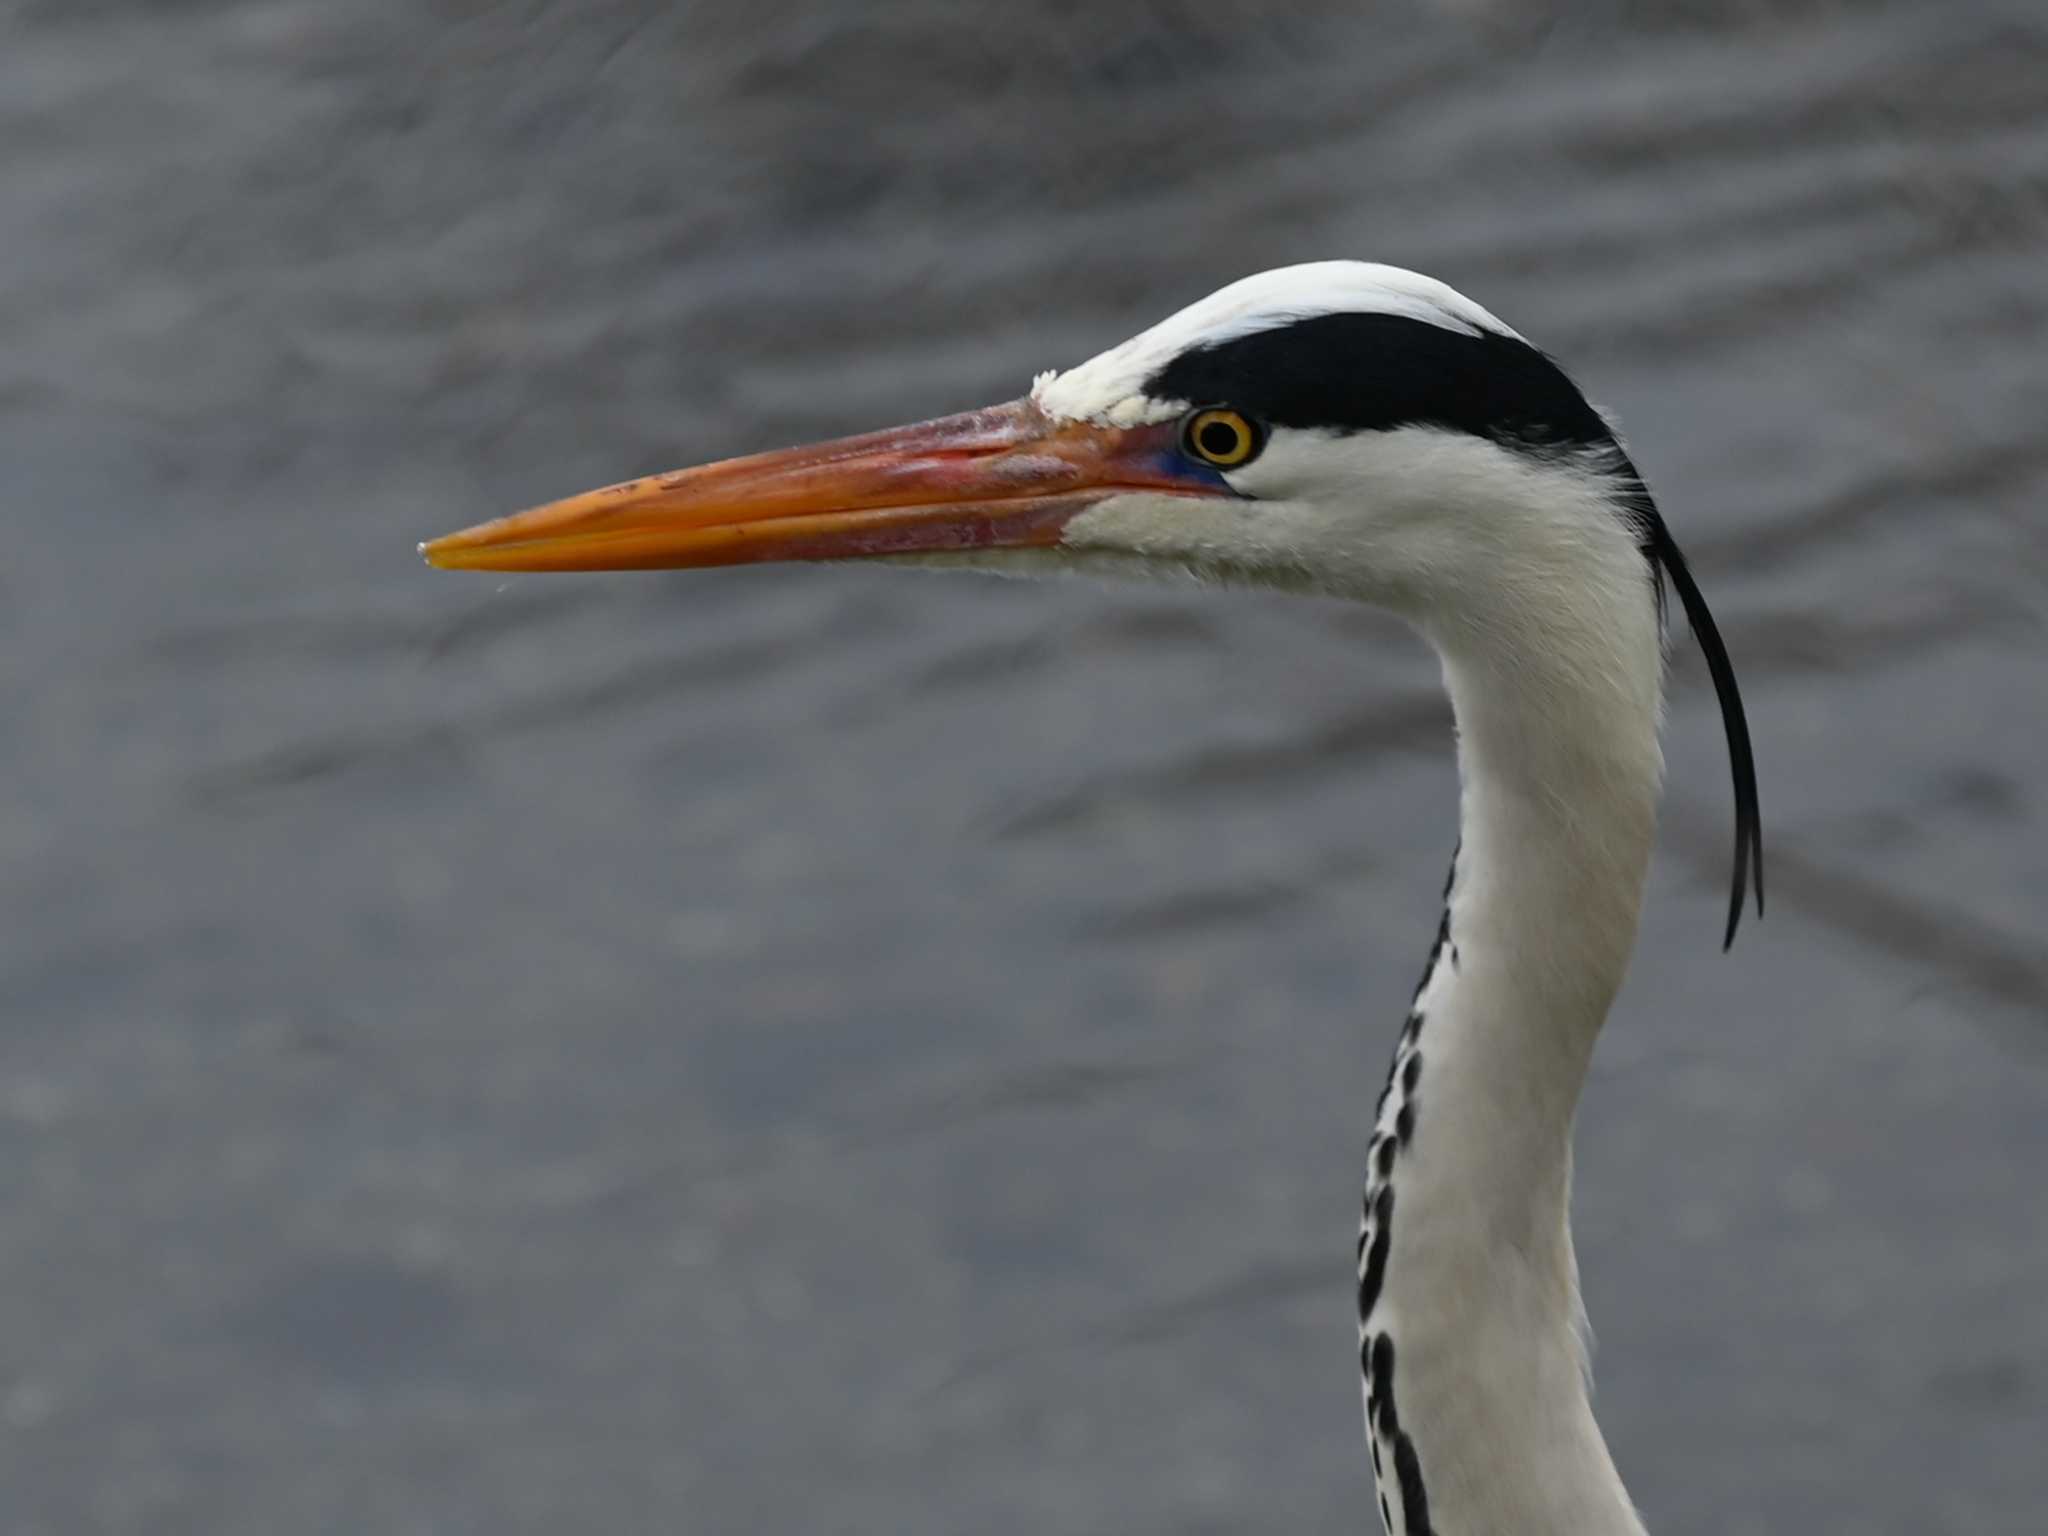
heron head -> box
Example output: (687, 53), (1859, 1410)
(421, 263), (1647, 619)
(424, 261), (1759, 940)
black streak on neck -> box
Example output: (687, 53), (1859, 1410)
(1356, 850), (1453, 1536)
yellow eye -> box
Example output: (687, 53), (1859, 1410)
(1182, 407), (1261, 468)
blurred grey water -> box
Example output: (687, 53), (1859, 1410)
(4, 2), (2046, 1531)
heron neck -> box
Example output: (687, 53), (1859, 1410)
(1357, 630), (1661, 1536)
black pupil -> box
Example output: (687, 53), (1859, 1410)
(1198, 418), (1241, 458)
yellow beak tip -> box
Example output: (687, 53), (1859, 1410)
(419, 533), (476, 570)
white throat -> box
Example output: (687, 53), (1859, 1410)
(1356, 483), (1666, 1536)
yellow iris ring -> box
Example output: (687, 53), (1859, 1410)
(1184, 408), (1259, 468)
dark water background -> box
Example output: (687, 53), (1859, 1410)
(4, 2), (2046, 1531)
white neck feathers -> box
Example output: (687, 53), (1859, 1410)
(1357, 468), (1665, 1536)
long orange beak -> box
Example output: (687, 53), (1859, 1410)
(420, 398), (1228, 573)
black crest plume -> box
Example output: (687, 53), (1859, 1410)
(1638, 506), (1765, 949)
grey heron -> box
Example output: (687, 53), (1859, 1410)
(424, 261), (1764, 1536)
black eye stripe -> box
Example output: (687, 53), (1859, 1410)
(1147, 312), (1617, 450)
